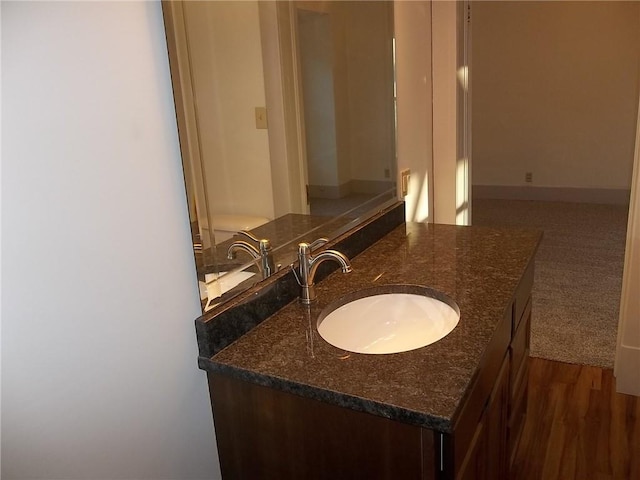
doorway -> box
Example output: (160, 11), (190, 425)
(289, 1), (397, 219)
(470, 1), (639, 368)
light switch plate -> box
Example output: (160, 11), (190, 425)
(255, 107), (268, 129)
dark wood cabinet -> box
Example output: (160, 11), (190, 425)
(456, 357), (509, 480)
(484, 357), (510, 479)
(448, 263), (533, 479)
(509, 298), (531, 467)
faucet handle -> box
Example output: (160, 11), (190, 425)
(296, 242), (311, 260)
(258, 238), (272, 253)
(236, 230), (271, 255)
(236, 230), (272, 254)
(308, 237), (329, 252)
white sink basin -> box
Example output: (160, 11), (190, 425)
(317, 285), (460, 354)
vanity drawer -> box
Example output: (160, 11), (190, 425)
(508, 296), (531, 469)
(508, 360), (529, 468)
(510, 297), (531, 396)
(513, 263), (534, 333)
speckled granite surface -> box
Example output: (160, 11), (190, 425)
(200, 222), (541, 433)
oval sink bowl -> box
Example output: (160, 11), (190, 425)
(317, 285), (460, 354)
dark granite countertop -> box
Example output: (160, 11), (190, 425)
(201, 222), (542, 433)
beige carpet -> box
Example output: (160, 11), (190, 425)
(472, 199), (629, 369)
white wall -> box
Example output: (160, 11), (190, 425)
(432, 0), (459, 225)
(472, 1), (640, 193)
(2, 2), (220, 478)
(298, 9), (340, 188)
(343, 1), (395, 187)
(615, 95), (640, 396)
(295, 1), (395, 193)
(395, 0), (433, 223)
(261, 1), (310, 216)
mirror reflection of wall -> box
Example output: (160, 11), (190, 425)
(298, 9), (338, 212)
(295, 2), (396, 218)
(181, 0), (395, 236)
(182, 1), (274, 248)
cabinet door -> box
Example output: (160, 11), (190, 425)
(456, 422), (486, 480)
(456, 357), (510, 480)
(485, 357), (510, 479)
(209, 372), (430, 480)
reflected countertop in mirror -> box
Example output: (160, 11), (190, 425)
(194, 193), (397, 311)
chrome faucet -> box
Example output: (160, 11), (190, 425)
(227, 231), (276, 279)
(293, 240), (352, 304)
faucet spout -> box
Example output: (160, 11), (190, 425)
(227, 231), (276, 279)
(227, 240), (260, 260)
(308, 250), (352, 279)
(295, 242), (352, 304)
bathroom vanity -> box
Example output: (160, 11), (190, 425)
(195, 205), (541, 479)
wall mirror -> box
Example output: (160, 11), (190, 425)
(163, 0), (397, 312)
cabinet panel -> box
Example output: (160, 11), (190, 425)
(513, 262), (534, 332)
(509, 296), (531, 469)
(455, 356), (509, 480)
(509, 358), (529, 468)
(209, 372), (431, 480)
(510, 298), (531, 397)
(484, 356), (510, 480)
(456, 422), (485, 480)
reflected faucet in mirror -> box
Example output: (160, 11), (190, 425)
(227, 231), (277, 279)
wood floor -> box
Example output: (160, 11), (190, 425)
(512, 358), (640, 480)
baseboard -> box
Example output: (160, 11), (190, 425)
(350, 179), (394, 195)
(615, 345), (640, 396)
(308, 183), (350, 199)
(473, 185), (631, 205)
(309, 180), (394, 199)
